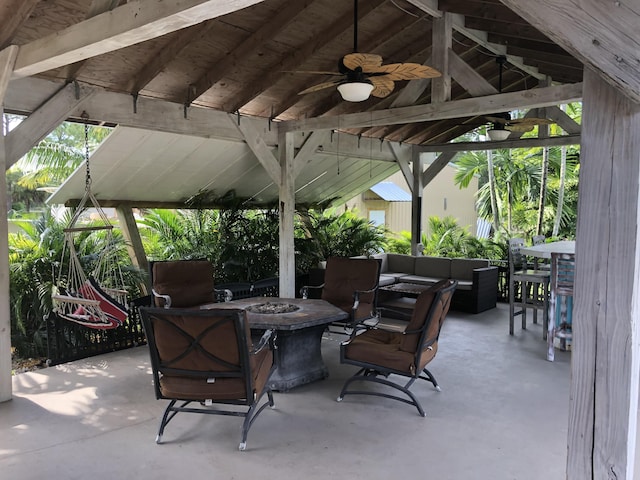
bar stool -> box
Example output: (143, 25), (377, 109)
(508, 238), (551, 336)
(547, 252), (575, 361)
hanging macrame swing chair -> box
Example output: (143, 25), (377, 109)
(52, 123), (129, 329)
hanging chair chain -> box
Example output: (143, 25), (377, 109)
(84, 122), (92, 192)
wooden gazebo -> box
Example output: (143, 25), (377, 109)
(0, 1), (637, 477)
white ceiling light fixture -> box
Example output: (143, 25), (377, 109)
(487, 128), (511, 141)
(337, 81), (374, 102)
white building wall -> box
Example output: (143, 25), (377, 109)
(343, 163), (479, 236)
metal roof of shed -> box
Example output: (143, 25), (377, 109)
(369, 182), (411, 202)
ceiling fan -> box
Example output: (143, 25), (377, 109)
(484, 56), (553, 140)
(294, 0), (441, 102)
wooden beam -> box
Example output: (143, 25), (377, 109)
(544, 106), (581, 135)
(115, 206), (149, 294)
(0, 45), (18, 404)
(278, 131), (295, 298)
(449, 49), (498, 96)
(12, 0), (267, 78)
(293, 130), (331, 179)
(281, 82), (583, 132)
(236, 118), (280, 184)
(389, 142), (413, 193)
(568, 67), (640, 480)
(501, 0), (640, 104)
(422, 151), (456, 186)
(417, 134), (581, 153)
(431, 13), (453, 103)
(6, 77), (278, 144)
(5, 83), (96, 169)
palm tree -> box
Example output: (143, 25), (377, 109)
(14, 121), (111, 190)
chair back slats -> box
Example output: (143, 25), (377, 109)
(508, 237), (527, 272)
(551, 253), (575, 296)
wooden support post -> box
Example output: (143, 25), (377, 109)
(0, 45), (18, 403)
(411, 148), (423, 256)
(568, 68), (640, 479)
(115, 207), (149, 294)
(278, 131), (295, 298)
(430, 12), (452, 103)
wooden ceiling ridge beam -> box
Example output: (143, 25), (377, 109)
(223, 0), (386, 114)
(188, 0), (316, 105)
(281, 82), (583, 132)
(12, 0), (268, 79)
(500, 0), (640, 104)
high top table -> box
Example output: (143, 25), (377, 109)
(201, 297), (348, 391)
(519, 240), (575, 258)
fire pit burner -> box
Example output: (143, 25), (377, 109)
(246, 302), (300, 314)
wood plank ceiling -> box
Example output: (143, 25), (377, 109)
(0, 0), (583, 147)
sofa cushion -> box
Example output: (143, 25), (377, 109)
(378, 274), (397, 287)
(414, 256), (451, 279)
(397, 275), (441, 286)
(372, 253), (389, 273)
(450, 258), (489, 281)
(387, 254), (415, 275)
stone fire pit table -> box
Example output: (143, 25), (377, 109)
(201, 297), (348, 391)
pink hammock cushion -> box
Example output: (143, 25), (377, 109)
(70, 277), (128, 328)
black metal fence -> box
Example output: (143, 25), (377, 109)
(46, 303), (147, 366)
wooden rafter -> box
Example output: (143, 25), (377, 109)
(12, 0), (268, 78)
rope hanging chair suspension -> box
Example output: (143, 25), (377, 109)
(52, 121), (128, 329)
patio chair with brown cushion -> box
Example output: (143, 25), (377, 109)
(150, 259), (232, 308)
(336, 279), (457, 417)
(301, 256), (381, 332)
(139, 306), (276, 451)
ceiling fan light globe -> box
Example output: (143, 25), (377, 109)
(337, 82), (374, 102)
(487, 129), (511, 141)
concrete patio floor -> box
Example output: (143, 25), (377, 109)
(1, 303), (573, 480)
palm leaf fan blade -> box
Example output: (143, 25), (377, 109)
(298, 81), (341, 95)
(370, 76), (394, 98)
(370, 63), (441, 80)
(342, 53), (383, 71)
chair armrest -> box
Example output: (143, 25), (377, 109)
(352, 285), (379, 310)
(300, 283), (324, 299)
(151, 289), (171, 308)
(251, 329), (276, 354)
